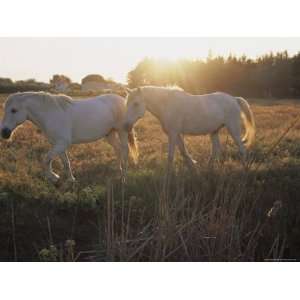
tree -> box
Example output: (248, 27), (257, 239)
(50, 74), (71, 85)
(291, 52), (300, 97)
(0, 77), (13, 85)
(81, 74), (105, 84)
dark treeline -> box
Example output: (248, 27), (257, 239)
(0, 78), (50, 93)
(127, 51), (300, 98)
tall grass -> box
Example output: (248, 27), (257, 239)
(93, 163), (285, 261)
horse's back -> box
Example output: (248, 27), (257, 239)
(95, 94), (126, 105)
(72, 94), (125, 115)
(184, 92), (239, 114)
(171, 92), (240, 135)
(75, 94), (125, 106)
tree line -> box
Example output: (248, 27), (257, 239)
(2, 50), (300, 98)
(127, 51), (300, 98)
(0, 74), (115, 95)
(0, 78), (50, 93)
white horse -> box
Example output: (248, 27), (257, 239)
(0, 91), (138, 182)
(124, 86), (255, 171)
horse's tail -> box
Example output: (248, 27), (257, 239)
(128, 128), (139, 164)
(236, 97), (256, 148)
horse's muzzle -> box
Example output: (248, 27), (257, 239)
(1, 127), (11, 139)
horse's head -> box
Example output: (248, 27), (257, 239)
(1, 93), (28, 139)
(124, 87), (146, 131)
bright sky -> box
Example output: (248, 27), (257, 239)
(1, 38), (300, 84)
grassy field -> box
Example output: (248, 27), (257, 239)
(1, 94), (300, 261)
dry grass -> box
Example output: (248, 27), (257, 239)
(1, 94), (300, 261)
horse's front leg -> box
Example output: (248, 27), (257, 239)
(44, 143), (68, 183)
(177, 134), (197, 170)
(59, 152), (76, 182)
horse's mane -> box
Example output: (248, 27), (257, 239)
(139, 85), (189, 98)
(141, 85), (184, 92)
(8, 91), (74, 111)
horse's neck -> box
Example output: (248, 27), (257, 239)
(26, 102), (49, 133)
(144, 92), (165, 121)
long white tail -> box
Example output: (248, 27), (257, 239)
(236, 97), (256, 147)
(128, 128), (139, 164)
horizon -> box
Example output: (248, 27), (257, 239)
(1, 37), (300, 84)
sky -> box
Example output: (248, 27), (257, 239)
(1, 37), (300, 84)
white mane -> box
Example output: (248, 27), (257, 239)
(7, 91), (74, 111)
(138, 85), (189, 99)
(140, 85), (184, 92)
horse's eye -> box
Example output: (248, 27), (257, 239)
(11, 108), (17, 114)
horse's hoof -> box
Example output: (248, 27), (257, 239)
(46, 173), (60, 185)
(67, 175), (76, 182)
(52, 175), (60, 183)
(67, 177), (77, 184)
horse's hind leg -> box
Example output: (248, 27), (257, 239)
(59, 152), (76, 182)
(226, 120), (247, 162)
(177, 135), (197, 169)
(106, 130), (122, 171)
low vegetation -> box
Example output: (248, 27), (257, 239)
(0, 94), (300, 261)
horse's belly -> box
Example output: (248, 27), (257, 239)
(181, 104), (225, 135)
(71, 119), (113, 144)
(70, 103), (115, 143)
(72, 129), (110, 144)
(182, 118), (223, 135)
